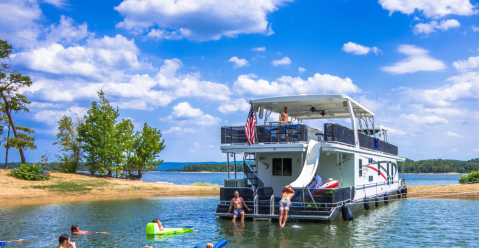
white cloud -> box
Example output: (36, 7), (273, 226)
(233, 73), (360, 96)
(34, 106), (88, 125)
(472, 147), (479, 152)
(114, 0), (290, 41)
(44, 15), (89, 45)
(423, 107), (467, 115)
(453, 56), (479, 71)
(472, 25), (479, 32)
(43, 0), (67, 7)
(378, 0), (477, 18)
(446, 131), (463, 138)
(399, 114), (448, 125)
(146, 28), (191, 40)
(378, 125), (407, 136)
(251, 46), (266, 52)
(0, 0), (43, 47)
(298, 67), (306, 74)
(229, 57), (249, 68)
(272, 57), (291, 66)
(403, 72), (479, 106)
(218, 98), (250, 114)
(163, 126), (195, 134)
(450, 148), (458, 152)
(190, 149), (196, 153)
(413, 19), (460, 34)
(162, 102), (220, 126)
(194, 142), (199, 146)
(13, 34), (141, 80)
(381, 45), (446, 74)
(342, 42), (382, 55)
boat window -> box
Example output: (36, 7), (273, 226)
(272, 158), (292, 176)
(369, 175), (373, 182)
(368, 158), (373, 164)
(359, 159), (363, 177)
(377, 162), (380, 176)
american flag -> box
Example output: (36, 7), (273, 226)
(244, 105), (256, 146)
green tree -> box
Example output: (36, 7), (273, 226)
(116, 118), (136, 177)
(0, 40), (35, 165)
(53, 115), (83, 172)
(134, 123), (165, 178)
(39, 150), (51, 171)
(78, 90), (119, 176)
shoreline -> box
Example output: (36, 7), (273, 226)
(1, 170), (219, 207)
(153, 171), (244, 173)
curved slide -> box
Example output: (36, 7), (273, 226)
(291, 140), (321, 188)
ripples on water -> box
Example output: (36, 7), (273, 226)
(1, 197), (479, 247)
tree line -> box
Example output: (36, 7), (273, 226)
(0, 39), (165, 179)
(164, 163), (246, 172)
(401, 158), (479, 173)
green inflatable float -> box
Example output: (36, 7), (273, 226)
(146, 223), (194, 235)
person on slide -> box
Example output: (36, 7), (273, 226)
(279, 184), (295, 229)
(225, 190), (252, 223)
(152, 218), (165, 231)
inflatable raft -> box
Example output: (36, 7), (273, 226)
(146, 223), (194, 235)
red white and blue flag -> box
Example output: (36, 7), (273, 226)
(244, 105), (256, 146)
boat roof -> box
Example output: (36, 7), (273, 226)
(250, 94), (374, 120)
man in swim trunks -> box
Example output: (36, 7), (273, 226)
(278, 106), (289, 142)
(225, 190), (252, 223)
(279, 184), (295, 228)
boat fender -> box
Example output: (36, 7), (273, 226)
(375, 198), (379, 207)
(364, 198), (370, 211)
(397, 190), (401, 199)
(341, 205), (353, 221)
(213, 239), (228, 248)
(404, 187), (408, 198)
(384, 193), (389, 204)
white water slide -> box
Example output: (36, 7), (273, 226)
(291, 140), (321, 188)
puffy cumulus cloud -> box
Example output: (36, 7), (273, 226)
(446, 131), (463, 137)
(12, 34), (141, 80)
(23, 58), (231, 110)
(162, 102), (221, 126)
(271, 57), (291, 66)
(218, 98), (250, 114)
(251, 46), (266, 52)
(233, 73), (360, 96)
(378, 125), (408, 136)
(44, 15), (89, 45)
(404, 72), (479, 106)
(34, 106), (88, 125)
(399, 114), (448, 125)
(378, 0), (477, 18)
(342, 42), (382, 55)
(453, 56), (479, 71)
(114, 0), (290, 41)
(381, 45), (446, 74)
(228, 57), (249, 68)
(413, 19), (460, 34)
(163, 126), (195, 134)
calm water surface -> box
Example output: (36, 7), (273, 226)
(1, 197), (478, 247)
(142, 172), (460, 186)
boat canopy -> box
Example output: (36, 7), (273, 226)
(251, 94), (374, 120)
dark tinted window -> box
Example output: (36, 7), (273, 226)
(283, 158), (292, 176)
(272, 158), (282, 176)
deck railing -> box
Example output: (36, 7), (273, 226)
(221, 124), (308, 145)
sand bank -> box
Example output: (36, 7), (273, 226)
(408, 184), (479, 199)
(0, 170), (220, 206)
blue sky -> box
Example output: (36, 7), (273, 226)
(1, 0), (479, 162)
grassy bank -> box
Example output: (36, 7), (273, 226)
(0, 170), (220, 206)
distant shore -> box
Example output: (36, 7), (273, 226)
(155, 171), (244, 173)
(0, 170), (219, 206)
(402, 172), (461, 175)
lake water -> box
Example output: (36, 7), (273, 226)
(142, 172), (461, 186)
(1, 197), (479, 247)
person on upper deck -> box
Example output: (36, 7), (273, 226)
(279, 184), (295, 229)
(225, 190), (252, 223)
(278, 106), (289, 142)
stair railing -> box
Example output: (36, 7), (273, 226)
(270, 195), (275, 215)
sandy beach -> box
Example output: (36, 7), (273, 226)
(0, 170), (220, 206)
(408, 184), (479, 199)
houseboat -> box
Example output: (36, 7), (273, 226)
(215, 94), (407, 221)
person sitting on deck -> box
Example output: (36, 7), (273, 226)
(225, 190), (252, 223)
(152, 218), (165, 231)
(278, 106), (289, 142)
(279, 184), (295, 229)
(71, 225), (107, 235)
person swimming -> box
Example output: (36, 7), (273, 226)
(57, 234), (76, 248)
(279, 184), (295, 229)
(152, 218), (165, 231)
(71, 225), (107, 235)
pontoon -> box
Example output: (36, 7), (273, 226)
(215, 95), (407, 221)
